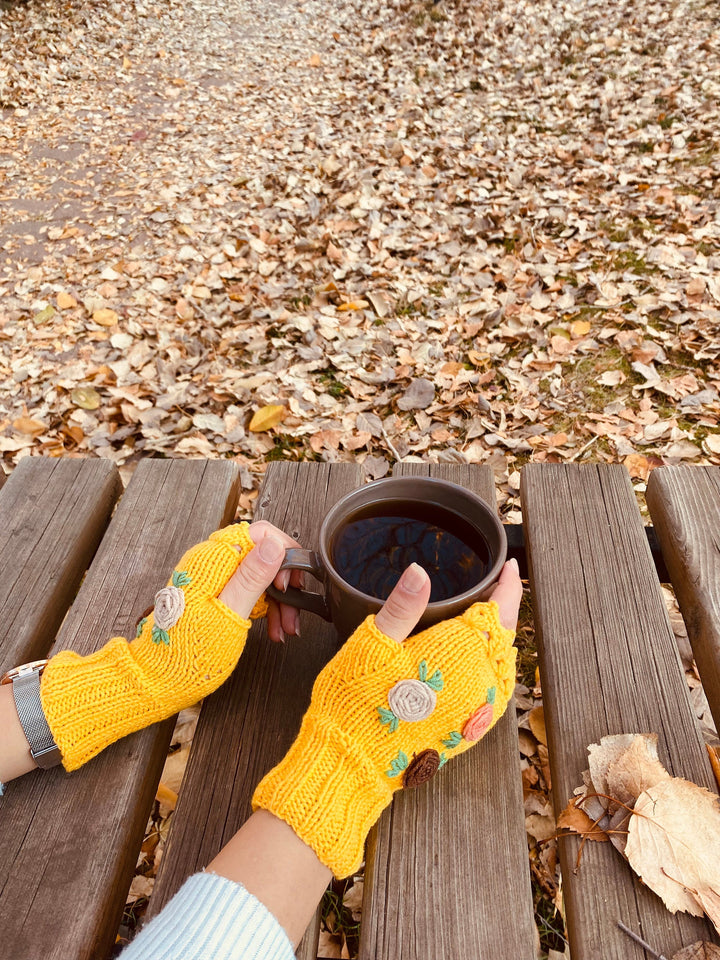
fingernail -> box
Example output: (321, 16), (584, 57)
(402, 563), (427, 594)
(278, 569), (291, 592)
(258, 537), (284, 563)
(509, 558), (519, 573)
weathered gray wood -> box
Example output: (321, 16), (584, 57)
(148, 462), (364, 960)
(360, 463), (535, 960)
(0, 458), (240, 960)
(0, 457), (121, 670)
(646, 465), (720, 735)
(521, 463), (718, 958)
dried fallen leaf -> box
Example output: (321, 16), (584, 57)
(13, 416), (47, 436)
(673, 942), (720, 960)
(397, 378), (435, 411)
(248, 404), (285, 432)
(56, 292), (77, 310)
(93, 308), (119, 326)
(337, 300), (369, 311)
(626, 779), (720, 930)
(528, 705), (547, 746)
(557, 801), (609, 842)
(70, 387), (102, 410)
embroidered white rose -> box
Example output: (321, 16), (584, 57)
(153, 585), (186, 630)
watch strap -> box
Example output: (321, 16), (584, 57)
(12, 670), (62, 769)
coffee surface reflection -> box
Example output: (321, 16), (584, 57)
(331, 510), (489, 603)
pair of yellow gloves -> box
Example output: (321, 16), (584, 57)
(40, 524), (516, 879)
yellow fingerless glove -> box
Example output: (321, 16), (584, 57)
(252, 601), (517, 878)
(41, 523), (266, 772)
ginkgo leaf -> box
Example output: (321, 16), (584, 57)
(71, 387), (102, 410)
(248, 404), (285, 432)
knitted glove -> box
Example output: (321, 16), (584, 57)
(41, 523), (266, 772)
(252, 601), (516, 878)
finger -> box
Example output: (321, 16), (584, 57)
(280, 601), (300, 638)
(219, 536), (285, 620)
(266, 598), (285, 643)
(248, 521), (298, 593)
(374, 564), (431, 643)
(489, 559), (523, 630)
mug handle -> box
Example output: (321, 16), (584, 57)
(265, 548), (331, 621)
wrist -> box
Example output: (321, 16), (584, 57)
(0, 681), (41, 782)
(252, 712), (392, 878)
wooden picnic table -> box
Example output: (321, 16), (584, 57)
(0, 456), (718, 960)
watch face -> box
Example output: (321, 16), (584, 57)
(0, 660), (49, 685)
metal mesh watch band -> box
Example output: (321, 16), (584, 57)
(12, 670), (62, 769)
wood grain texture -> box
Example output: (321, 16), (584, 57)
(148, 462), (364, 960)
(646, 465), (720, 734)
(360, 463), (535, 960)
(0, 458), (240, 960)
(0, 457), (121, 670)
(521, 463), (718, 959)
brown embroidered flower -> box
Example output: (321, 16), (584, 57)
(403, 748), (441, 788)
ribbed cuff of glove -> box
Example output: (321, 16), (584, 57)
(253, 712), (393, 878)
(41, 522), (260, 772)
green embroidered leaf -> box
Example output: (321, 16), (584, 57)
(135, 617), (148, 639)
(172, 570), (192, 587)
(441, 731), (463, 749)
(386, 750), (409, 777)
(152, 626), (170, 645)
(418, 660), (428, 683)
(486, 685), (497, 705)
(438, 752), (448, 768)
(426, 669), (444, 691)
(378, 707), (400, 733)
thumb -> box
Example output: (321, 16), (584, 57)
(374, 564), (432, 642)
(219, 536), (285, 619)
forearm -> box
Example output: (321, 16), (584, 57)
(206, 810), (332, 948)
(0, 682), (36, 783)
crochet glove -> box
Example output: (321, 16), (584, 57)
(41, 523), (266, 772)
(252, 601), (517, 878)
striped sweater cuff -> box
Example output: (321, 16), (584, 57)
(120, 872), (295, 960)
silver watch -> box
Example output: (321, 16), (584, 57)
(1, 660), (62, 768)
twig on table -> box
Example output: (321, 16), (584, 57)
(617, 921), (668, 959)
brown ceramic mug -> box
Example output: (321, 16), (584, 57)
(265, 476), (507, 640)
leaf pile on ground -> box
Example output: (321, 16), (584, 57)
(1, 0), (719, 520)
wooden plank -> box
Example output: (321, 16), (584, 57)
(646, 465), (720, 734)
(0, 459), (240, 960)
(0, 457), (121, 669)
(148, 462), (364, 960)
(360, 463), (535, 960)
(521, 463), (718, 958)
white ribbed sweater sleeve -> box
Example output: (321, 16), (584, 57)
(120, 872), (295, 960)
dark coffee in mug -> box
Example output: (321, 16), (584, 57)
(331, 503), (490, 603)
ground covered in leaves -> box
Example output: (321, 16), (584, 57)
(1, 0), (719, 952)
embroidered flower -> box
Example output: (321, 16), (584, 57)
(388, 678), (436, 722)
(154, 585), (186, 631)
(462, 703), (494, 742)
(403, 749), (441, 788)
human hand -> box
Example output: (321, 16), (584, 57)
(219, 520), (302, 643)
(252, 559), (523, 877)
(40, 521), (296, 771)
